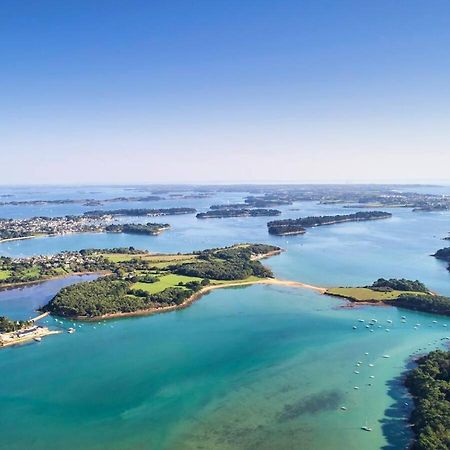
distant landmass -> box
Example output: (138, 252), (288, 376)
(267, 211), (392, 236)
(196, 208), (281, 219)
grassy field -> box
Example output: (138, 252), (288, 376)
(132, 274), (203, 294)
(146, 258), (197, 268)
(53, 267), (70, 275)
(326, 287), (427, 302)
(0, 270), (11, 280)
(18, 267), (41, 279)
(101, 252), (198, 266)
(131, 274), (265, 295)
(100, 253), (144, 262)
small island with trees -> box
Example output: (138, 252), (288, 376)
(196, 208), (281, 219)
(326, 278), (450, 316)
(105, 223), (170, 235)
(267, 211), (392, 236)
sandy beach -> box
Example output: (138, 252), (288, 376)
(73, 277), (327, 321)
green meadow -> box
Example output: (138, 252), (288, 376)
(326, 287), (427, 302)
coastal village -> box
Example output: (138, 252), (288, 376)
(0, 215), (107, 241)
(0, 215), (171, 242)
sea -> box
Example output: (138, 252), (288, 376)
(0, 185), (449, 449)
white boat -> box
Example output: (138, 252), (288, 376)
(354, 371), (360, 374)
(340, 406), (347, 411)
(67, 328), (76, 334)
(383, 355), (390, 358)
(34, 337), (42, 342)
(361, 418), (372, 432)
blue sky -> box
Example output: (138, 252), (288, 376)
(1, 0), (449, 184)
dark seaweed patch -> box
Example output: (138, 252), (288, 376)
(278, 390), (344, 421)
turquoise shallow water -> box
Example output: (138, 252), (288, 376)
(1, 284), (449, 450)
(0, 186), (449, 449)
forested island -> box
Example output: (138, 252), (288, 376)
(0, 216), (170, 242)
(38, 243), (281, 319)
(433, 247), (450, 272)
(267, 211), (392, 235)
(83, 207), (196, 218)
(209, 203), (249, 209)
(105, 223), (170, 235)
(405, 350), (450, 450)
(327, 278), (450, 316)
(196, 208), (281, 219)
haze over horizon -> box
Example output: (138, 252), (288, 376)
(2, 1), (450, 184)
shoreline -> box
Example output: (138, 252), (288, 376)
(0, 312), (60, 349)
(0, 227), (171, 245)
(0, 271), (107, 291)
(71, 277), (327, 321)
(0, 330), (62, 348)
(250, 249), (283, 260)
(0, 235), (37, 244)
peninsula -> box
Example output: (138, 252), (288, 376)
(41, 244), (283, 319)
(267, 211), (392, 236)
(0, 216), (170, 242)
